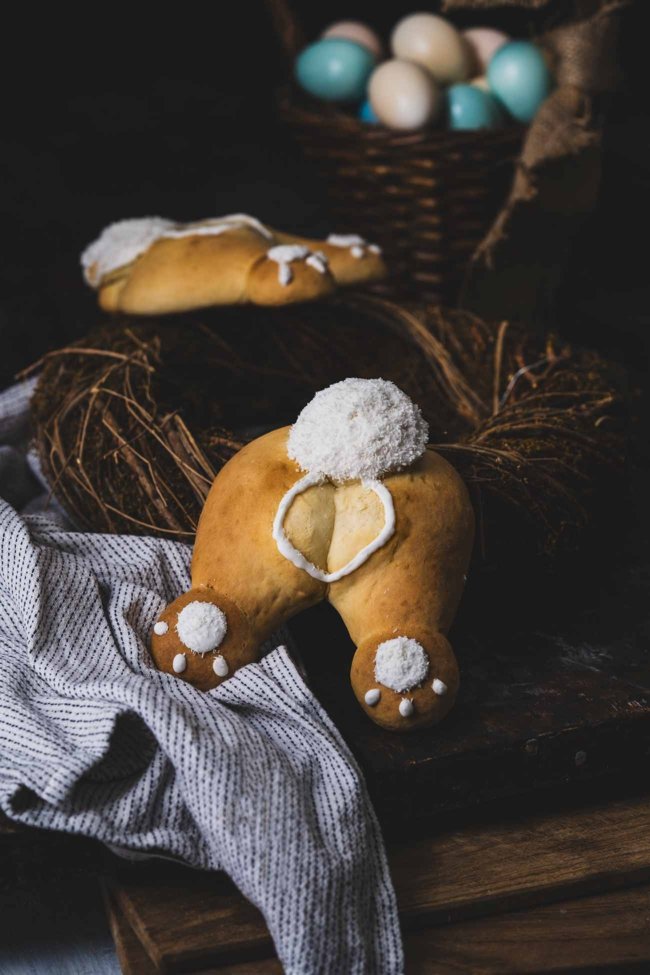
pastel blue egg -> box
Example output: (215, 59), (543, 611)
(359, 98), (379, 124)
(487, 41), (552, 123)
(295, 39), (376, 103)
(447, 84), (504, 130)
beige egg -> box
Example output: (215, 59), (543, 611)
(391, 13), (472, 85)
(369, 59), (442, 132)
(322, 20), (383, 60)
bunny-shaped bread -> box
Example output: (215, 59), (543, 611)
(82, 215), (386, 314)
(150, 379), (474, 731)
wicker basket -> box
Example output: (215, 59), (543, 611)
(266, 0), (525, 304)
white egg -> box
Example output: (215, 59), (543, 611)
(391, 13), (472, 85)
(369, 59), (442, 132)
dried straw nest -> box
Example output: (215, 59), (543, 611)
(29, 295), (628, 564)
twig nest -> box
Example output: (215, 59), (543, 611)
(287, 378), (429, 482)
(30, 299), (627, 558)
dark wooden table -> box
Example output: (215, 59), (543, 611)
(5, 780), (650, 974)
(102, 787), (650, 973)
(3, 472), (650, 974)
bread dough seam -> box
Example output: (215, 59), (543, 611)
(273, 474), (395, 583)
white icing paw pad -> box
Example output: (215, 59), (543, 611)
(212, 655), (229, 677)
(172, 653), (187, 674)
(399, 698), (414, 718)
(374, 637), (429, 693)
(176, 601), (227, 655)
(150, 591), (258, 692)
(353, 630), (457, 730)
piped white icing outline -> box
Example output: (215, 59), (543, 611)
(272, 473), (395, 583)
(162, 214), (273, 241)
(82, 214), (274, 287)
(326, 233), (382, 260)
(327, 234), (365, 247)
(82, 216), (382, 289)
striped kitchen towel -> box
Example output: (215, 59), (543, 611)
(0, 379), (404, 975)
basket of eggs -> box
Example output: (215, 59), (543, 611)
(266, 1), (558, 304)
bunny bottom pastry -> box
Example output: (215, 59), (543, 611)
(81, 215), (386, 314)
(151, 379), (474, 731)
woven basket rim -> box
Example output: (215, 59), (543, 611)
(277, 86), (525, 148)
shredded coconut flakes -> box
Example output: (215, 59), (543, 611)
(287, 378), (428, 482)
(375, 638), (429, 692)
(176, 601), (227, 655)
(81, 217), (173, 285)
(81, 213), (274, 287)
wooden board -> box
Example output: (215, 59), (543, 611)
(288, 514), (650, 827)
(108, 794), (650, 973)
(105, 889), (158, 975)
(109, 882), (650, 975)
(105, 892), (283, 975)
(408, 884), (650, 975)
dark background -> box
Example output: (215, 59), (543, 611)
(0, 7), (649, 967)
(1, 0), (649, 390)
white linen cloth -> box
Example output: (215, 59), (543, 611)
(0, 379), (403, 975)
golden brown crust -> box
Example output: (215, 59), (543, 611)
(191, 428), (327, 637)
(350, 630), (459, 732)
(328, 451), (474, 639)
(245, 253), (336, 307)
(273, 231), (387, 287)
(153, 429), (474, 732)
(150, 588), (257, 692)
(114, 229), (269, 314)
(329, 451), (473, 730)
(89, 220), (386, 314)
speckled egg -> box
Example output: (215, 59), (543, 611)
(391, 13), (472, 85)
(369, 59), (442, 132)
(295, 38), (376, 102)
(322, 20), (383, 60)
(462, 27), (510, 74)
(447, 84), (504, 130)
(359, 98), (379, 124)
(487, 41), (552, 123)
